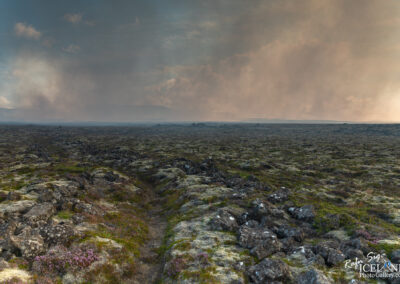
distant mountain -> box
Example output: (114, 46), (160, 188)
(242, 118), (350, 124)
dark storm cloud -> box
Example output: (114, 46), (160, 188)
(0, 0), (400, 122)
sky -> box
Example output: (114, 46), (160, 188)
(1, 0), (400, 122)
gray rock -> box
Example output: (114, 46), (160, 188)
(239, 226), (281, 259)
(40, 223), (75, 246)
(10, 227), (45, 259)
(24, 202), (56, 226)
(38, 188), (62, 204)
(313, 241), (339, 259)
(71, 213), (85, 224)
(74, 201), (99, 215)
(244, 220), (260, 228)
(391, 249), (400, 263)
(280, 237), (298, 253)
(288, 205), (315, 222)
(326, 249), (345, 266)
(296, 269), (332, 284)
(0, 200), (35, 219)
(313, 241), (345, 266)
(340, 238), (370, 256)
(210, 209), (239, 232)
(268, 187), (289, 203)
(247, 258), (291, 283)
(344, 248), (364, 260)
(275, 225), (305, 242)
(250, 200), (276, 221)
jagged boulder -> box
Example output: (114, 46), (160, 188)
(274, 225), (305, 242)
(313, 241), (345, 266)
(40, 223), (75, 246)
(247, 258), (291, 283)
(296, 268), (332, 284)
(268, 187), (289, 203)
(209, 209), (239, 232)
(391, 249), (400, 263)
(239, 225), (281, 259)
(23, 203), (56, 227)
(288, 205), (315, 222)
(10, 227), (45, 259)
(0, 200), (35, 219)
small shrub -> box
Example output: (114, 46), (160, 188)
(197, 252), (209, 265)
(33, 246), (98, 275)
(355, 229), (378, 243)
(167, 257), (187, 278)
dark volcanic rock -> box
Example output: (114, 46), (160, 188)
(343, 248), (364, 260)
(296, 268), (332, 284)
(239, 225), (281, 259)
(268, 187), (289, 203)
(10, 227), (45, 259)
(326, 249), (345, 266)
(288, 205), (315, 222)
(247, 258), (291, 283)
(274, 225), (305, 242)
(24, 203), (56, 227)
(250, 199), (276, 221)
(313, 241), (345, 266)
(40, 223), (75, 246)
(210, 209), (239, 232)
(391, 249), (400, 263)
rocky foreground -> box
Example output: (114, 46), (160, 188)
(1, 124), (400, 283)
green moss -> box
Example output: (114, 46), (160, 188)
(174, 240), (192, 251)
(181, 266), (218, 283)
(164, 190), (185, 211)
(291, 195), (400, 235)
(54, 164), (87, 173)
(57, 210), (73, 219)
(202, 195), (220, 204)
(223, 240), (236, 246)
(80, 205), (148, 258)
(369, 242), (400, 256)
(8, 257), (29, 270)
(16, 166), (36, 175)
(84, 263), (122, 283)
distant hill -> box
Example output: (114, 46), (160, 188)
(242, 118), (350, 124)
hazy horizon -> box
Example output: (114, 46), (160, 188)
(1, 1), (400, 123)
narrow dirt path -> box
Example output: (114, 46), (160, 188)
(132, 182), (167, 284)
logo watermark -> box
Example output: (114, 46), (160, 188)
(345, 252), (400, 279)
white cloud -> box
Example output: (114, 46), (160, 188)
(0, 96), (12, 109)
(14, 23), (41, 40)
(63, 44), (80, 53)
(64, 13), (83, 24)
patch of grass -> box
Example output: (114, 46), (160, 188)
(292, 194), (400, 235)
(84, 263), (121, 283)
(181, 266), (218, 283)
(16, 166), (36, 175)
(80, 204), (148, 258)
(54, 164), (87, 174)
(164, 190), (185, 211)
(57, 210), (73, 219)
(369, 242), (400, 256)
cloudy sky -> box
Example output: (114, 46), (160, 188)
(1, 0), (400, 122)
